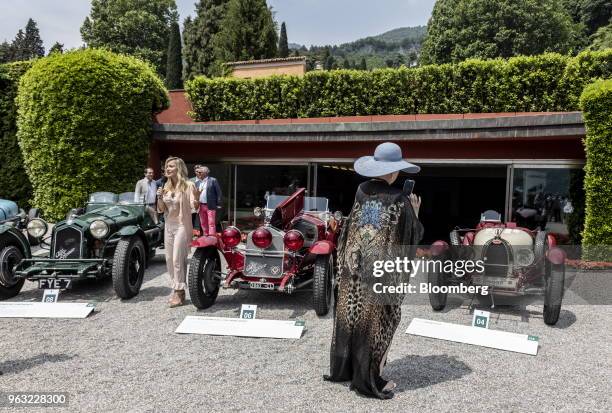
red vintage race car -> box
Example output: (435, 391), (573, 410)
(187, 188), (343, 316)
(428, 210), (566, 325)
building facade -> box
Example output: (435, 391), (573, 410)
(227, 57), (307, 79)
(153, 92), (585, 243)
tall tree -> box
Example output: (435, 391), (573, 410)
(10, 30), (26, 61)
(0, 41), (13, 63)
(580, 0), (612, 34)
(48, 42), (64, 55)
(166, 16), (183, 88)
(588, 23), (612, 50)
(81, 0), (177, 75)
(359, 57), (367, 70)
(324, 54), (335, 70)
(420, 0), (581, 64)
(23, 18), (45, 59)
(278, 22), (289, 58)
(214, 0), (278, 66)
(407, 50), (418, 67)
(182, 0), (229, 79)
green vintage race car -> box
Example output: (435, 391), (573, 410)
(0, 199), (38, 299)
(6, 192), (164, 299)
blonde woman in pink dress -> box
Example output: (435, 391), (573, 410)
(156, 157), (199, 307)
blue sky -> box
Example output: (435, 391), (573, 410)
(0, 0), (436, 51)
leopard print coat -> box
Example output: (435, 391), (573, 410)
(324, 179), (423, 399)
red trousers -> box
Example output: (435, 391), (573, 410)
(198, 204), (217, 236)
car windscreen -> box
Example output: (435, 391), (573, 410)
(265, 195), (328, 211)
(304, 197), (328, 212)
(89, 192), (118, 203)
(118, 192), (145, 204)
(266, 195), (289, 209)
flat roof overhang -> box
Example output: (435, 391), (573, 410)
(153, 112), (585, 143)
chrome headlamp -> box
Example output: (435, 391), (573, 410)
(515, 248), (535, 267)
(26, 218), (47, 238)
(90, 220), (109, 239)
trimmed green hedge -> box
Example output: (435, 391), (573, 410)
(186, 50), (612, 121)
(0, 61), (34, 208)
(580, 79), (612, 260)
(16, 49), (169, 221)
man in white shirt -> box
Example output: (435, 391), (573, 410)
(135, 167), (159, 223)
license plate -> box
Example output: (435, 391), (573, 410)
(248, 282), (275, 290)
(472, 275), (517, 288)
(38, 278), (72, 289)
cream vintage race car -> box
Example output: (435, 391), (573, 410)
(428, 210), (566, 325)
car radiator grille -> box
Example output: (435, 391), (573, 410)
(53, 226), (82, 259)
(483, 242), (510, 277)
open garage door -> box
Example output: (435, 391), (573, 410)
(316, 164), (507, 244)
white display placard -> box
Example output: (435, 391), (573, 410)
(472, 309), (490, 329)
(175, 316), (304, 339)
(0, 302), (95, 319)
(406, 318), (539, 356)
(42, 289), (60, 303)
(240, 304), (257, 320)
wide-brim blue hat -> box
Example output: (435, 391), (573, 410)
(354, 142), (420, 177)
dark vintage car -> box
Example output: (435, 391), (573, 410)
(187, 188), (343, 316)
(0, 199), (43, 299)
(9, 192), (164, 299)
(428, 210), (566, 325)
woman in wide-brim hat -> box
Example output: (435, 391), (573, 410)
(324, 142), (424, 399)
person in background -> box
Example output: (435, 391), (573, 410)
(135, 167), (159, 224)
(191, 165), (204, 234)
(156, 157), (199, 308)
(194, 166), (222, 236)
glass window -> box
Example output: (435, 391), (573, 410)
(511, 167), (582, 237)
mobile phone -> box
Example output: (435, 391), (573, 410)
(403, 179), (415, 196)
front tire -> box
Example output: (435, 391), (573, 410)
(313, 254), (333, 316)
(0, 236), (26, 299)
(188, 248), (221, 309)
(112, 237), (146, 299)
(543, 262), (565, 325)
(428, 260), (447, 311)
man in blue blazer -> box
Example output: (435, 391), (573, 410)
(194, 166), (223, 236)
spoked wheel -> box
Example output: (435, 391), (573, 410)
(188, 248), (221, 309)
(543, 261), (565, 325)
(428, 259), (447, 311)
(0, 238), (25, 299)
(112, 237), (145, 299)
(313, 254), (333, 316)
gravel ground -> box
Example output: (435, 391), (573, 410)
(1, 249), (611, 412)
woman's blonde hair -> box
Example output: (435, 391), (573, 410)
(163, 156), (190, 193)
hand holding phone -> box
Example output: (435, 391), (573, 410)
(403, 179), (415, 196)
